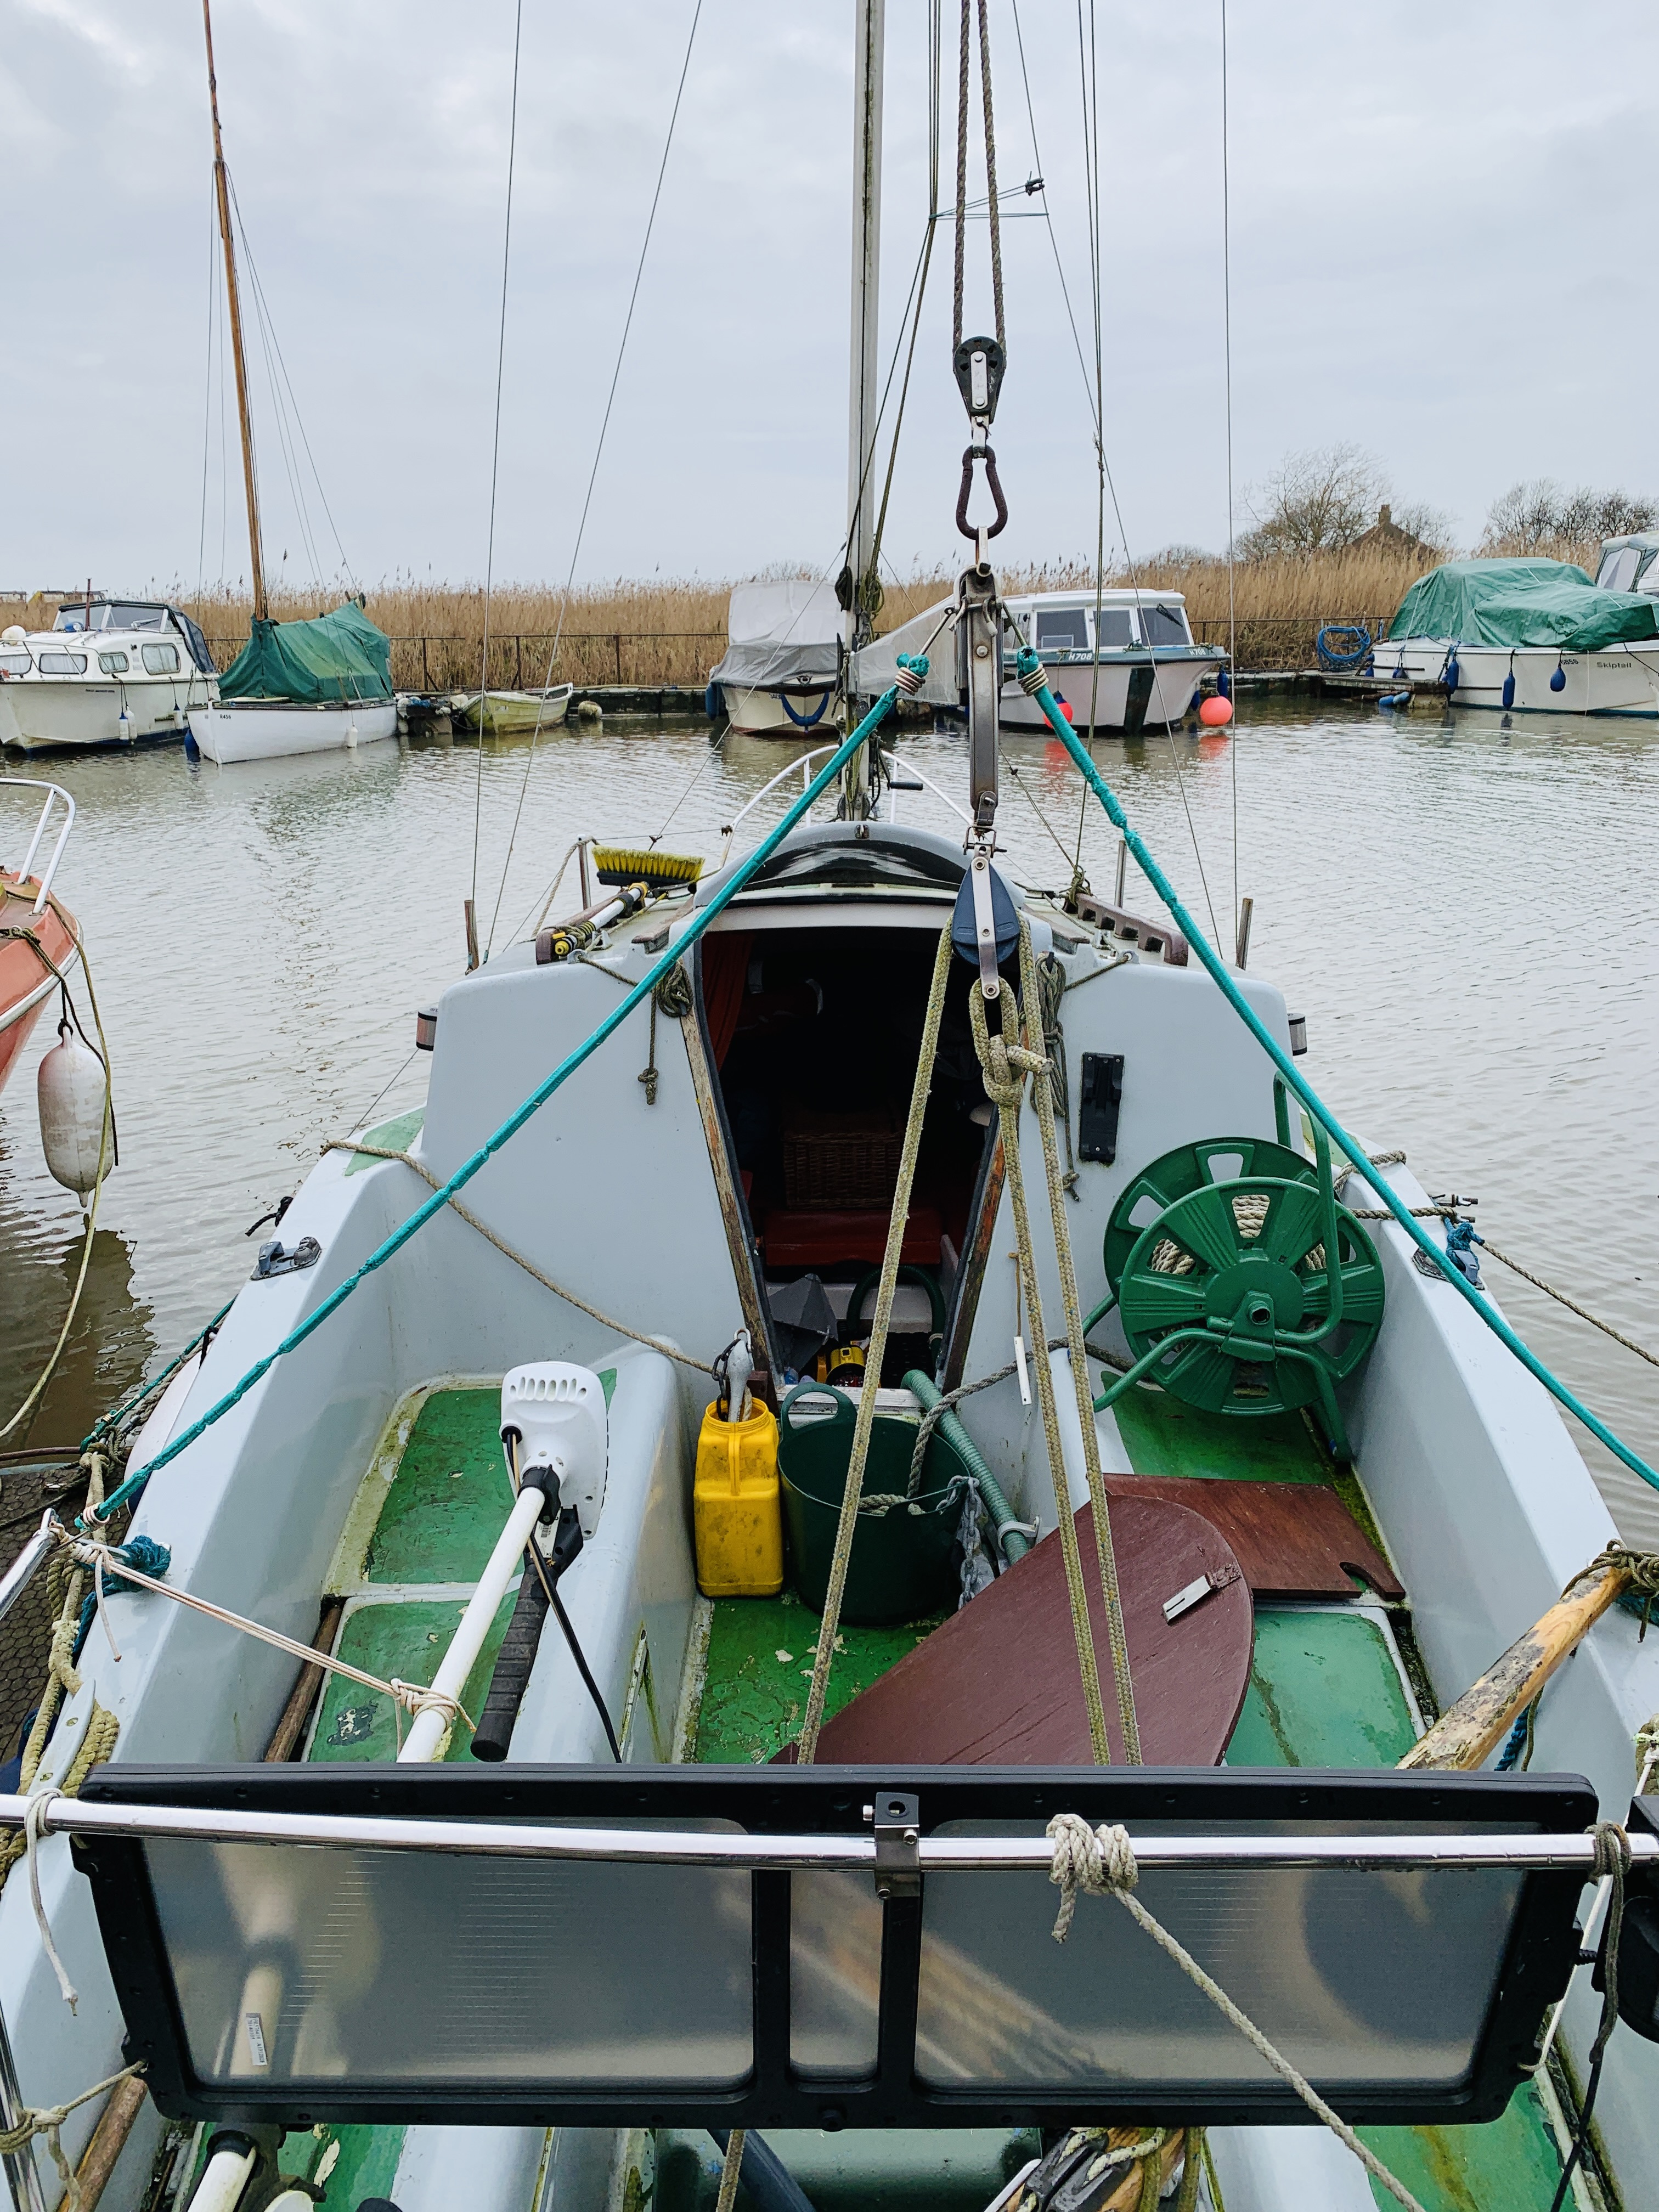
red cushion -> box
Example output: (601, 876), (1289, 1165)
(759, 1207), (942, 1267)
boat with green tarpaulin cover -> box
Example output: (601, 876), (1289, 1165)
(188, 603), (397, 764)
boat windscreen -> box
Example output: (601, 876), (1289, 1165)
(55, 602), (167, 633)
(1139, 603), (1189, 647)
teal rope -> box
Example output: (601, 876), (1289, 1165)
(88, 688), (906, 1528)
(80, 1298), (236, 1452)
(1016, 645), (1659, 1497)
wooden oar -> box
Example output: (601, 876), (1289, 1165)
(1401, 1547), (1650, 1772)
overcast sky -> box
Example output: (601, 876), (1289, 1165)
(4, 0), (1655, 597)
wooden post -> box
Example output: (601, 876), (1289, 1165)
(464, 897), (480, 972)
(421, 636), (430, 691)
(262, 1595), (346, 1762)
(614, 634), (623, 686)
(1400, 1553), (1639, 1771)
(515, 635), (523, 689)
(69, 2075), (149, 2212)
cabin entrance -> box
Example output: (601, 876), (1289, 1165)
(699, 922), (991, 1387)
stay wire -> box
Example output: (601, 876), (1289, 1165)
(485, 0), (704, 958)
(470, 0), (526, 921)
(229, 185), (356, 591)
(227, 183), (325, 592)
(1064, 0), (1222, 949)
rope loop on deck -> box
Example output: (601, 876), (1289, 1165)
(1047, 1811), (1136, 1940)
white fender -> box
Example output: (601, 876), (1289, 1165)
(37, 1020), (109, 1198)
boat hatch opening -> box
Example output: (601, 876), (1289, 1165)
(700, 922), (994, 1383)
(75, 1763), (1595, 2131)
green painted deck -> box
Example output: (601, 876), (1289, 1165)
(365, 1387), (520, 1585)
(1111, 1392), (1329, 1483)
(309, 1593), (517, 1764)
(694, 1593), (945, 1764)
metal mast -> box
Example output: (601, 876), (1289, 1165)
(201, 0), (266, 623)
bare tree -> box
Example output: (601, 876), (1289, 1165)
(1237, 444), (1390, 560)
(1481, 479), (1657, 554)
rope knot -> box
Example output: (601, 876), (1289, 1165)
(1047, 1812), (1137, 1942)
(1590, 1818), (1632, 1886)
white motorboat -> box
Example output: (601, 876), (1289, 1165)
(708, 580), (844, 737)
(1374, 554), (1659, 715)
(858, 588), (1227, 733)
(0, 600), (218, 752)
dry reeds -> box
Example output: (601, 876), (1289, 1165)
(0, 536), (1607, 681)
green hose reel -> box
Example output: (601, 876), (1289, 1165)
(1090, 1133), (1385, 1458)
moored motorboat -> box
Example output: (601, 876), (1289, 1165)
(708, 580), (844, 737)
(0, 600), (217, 753)
(858, 586), (1227, 734)
(1374, 555), (1659, 714)
(448, 684), (574, 735)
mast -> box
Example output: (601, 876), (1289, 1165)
(202, 0), (266, 623)
(845, 0), (884, 647)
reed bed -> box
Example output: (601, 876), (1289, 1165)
(0, 537), (1607, 681)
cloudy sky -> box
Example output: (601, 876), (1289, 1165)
(3, 0), (1655, 597)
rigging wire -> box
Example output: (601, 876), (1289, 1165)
(470, 0), (527, 922)
(228, 181), (358, 592)
(483, 0), (705, 957)
(1221, 0), (1239, 932)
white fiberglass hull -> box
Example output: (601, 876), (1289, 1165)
(722, 684), (839, 738)
(189, 697), (399, 763)
(1375, 638), (1659, 716)
(997, 656), (1216, 732)
(1, 673), (214, 751)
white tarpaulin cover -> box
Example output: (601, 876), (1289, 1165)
(710, 579), (843, 691)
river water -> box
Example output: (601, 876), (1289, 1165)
(2, 696), (1654, 1545)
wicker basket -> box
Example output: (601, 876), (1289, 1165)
(781, 1107), (902, 1210)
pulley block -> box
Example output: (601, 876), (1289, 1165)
(1115, 1174), (1385, 1428)
(1102, 1135), (1317, 1296)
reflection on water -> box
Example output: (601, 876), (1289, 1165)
(0, 698), (1652, 1547)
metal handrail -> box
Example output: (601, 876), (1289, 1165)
(2, 1791), (1649, 1874)
(0, 779), (75, 915)
(885, 750), (972, 826)
(721, 743), (838, 840)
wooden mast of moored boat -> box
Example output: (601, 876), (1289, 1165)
(201, 0), (266, 624)
(842, 0), (884, 816)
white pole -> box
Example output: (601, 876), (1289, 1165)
(845, 0), (885, 631)
(185, 2144), (257, 2212)
(398, 1484), (548, 1763)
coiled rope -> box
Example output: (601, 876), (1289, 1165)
(1045, 1814), (1426, 2212)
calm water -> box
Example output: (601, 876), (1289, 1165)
(3, 696), (1655, 1544)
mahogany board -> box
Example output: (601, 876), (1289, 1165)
(788, 1495), (1252, 1768)
(1100, 1474), (1404, 1602)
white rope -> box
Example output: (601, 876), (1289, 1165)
(1045, 1814), (1427, 2212)
(713, 2130), (746, 2212)
(24, 1788), (78, 2011)
(59, 1533), (473, 1741)
(0, 2061), (144, 2212)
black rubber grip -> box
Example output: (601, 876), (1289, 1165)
(470, 1555), (551, 1762)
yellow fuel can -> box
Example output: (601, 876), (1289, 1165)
(694, 1396), (784, 1598)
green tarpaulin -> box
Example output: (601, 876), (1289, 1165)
(218, 602), (392, 703)
(1389, 558), (1659, 651)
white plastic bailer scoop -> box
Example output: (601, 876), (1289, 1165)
(501, 1362), (609, 1538)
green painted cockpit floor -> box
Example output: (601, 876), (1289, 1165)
(274, 2122), (407, 2204)
(365, 1388), (521, 1585)
(695, 1593), (946, 1764)
(1231, 1607), (1570, 2211)
(653, 2126), (1042, 2212)
(1110, 1390), (1330, 1483)
(1227, 1607), (1418, 1768)
(308, 1593), (517, 1764)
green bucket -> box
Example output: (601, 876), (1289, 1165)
(777, 1381), (969, 1625)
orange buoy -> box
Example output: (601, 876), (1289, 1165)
(1198, 694), (1234, 727)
